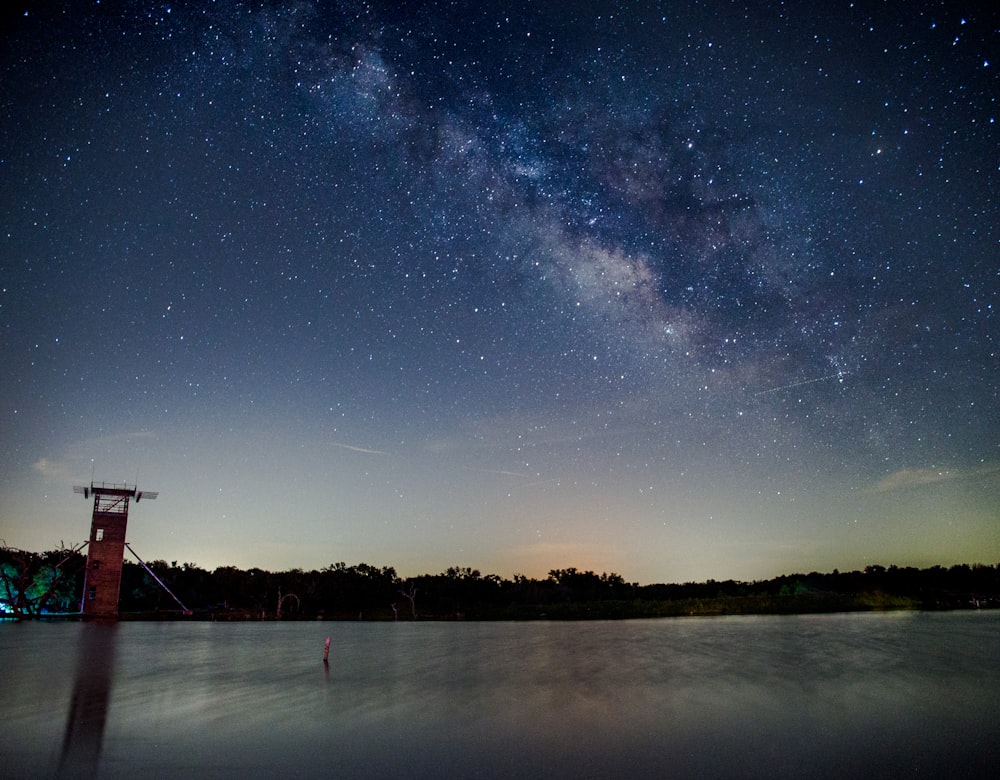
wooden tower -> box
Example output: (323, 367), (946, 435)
(74, 482), (157, 617)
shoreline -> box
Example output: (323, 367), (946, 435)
(11, 592), (997, 622)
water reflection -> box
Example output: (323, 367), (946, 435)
(1, 613), (998, 778)
(58, 622), (118, 779)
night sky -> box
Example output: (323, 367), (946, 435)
(2, 1), (997, 583)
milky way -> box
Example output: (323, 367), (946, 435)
(1, 1), (996, 581)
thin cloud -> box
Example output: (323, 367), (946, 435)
(33, 457), (72, 481)
(869, 464), (1000, 493)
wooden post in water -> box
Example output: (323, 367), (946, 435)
(323, 636), (331, 663)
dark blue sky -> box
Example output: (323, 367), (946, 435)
(2, 1), (996, 582)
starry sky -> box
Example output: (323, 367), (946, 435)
(1, 1), (997, 584)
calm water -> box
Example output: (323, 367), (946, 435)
(1, 612), (998, 778)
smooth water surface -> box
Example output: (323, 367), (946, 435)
(2, 612), (998, 778)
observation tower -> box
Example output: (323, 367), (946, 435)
(74, 482), (157, 617)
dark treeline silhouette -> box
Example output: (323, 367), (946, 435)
(2, 543), (999, 619)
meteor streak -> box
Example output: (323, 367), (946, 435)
(756, 372), (848, 396)
(330, 442), (387, 455)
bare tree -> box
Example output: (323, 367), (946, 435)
(399, 583), (418, 619)
(276, 587), (300, 619)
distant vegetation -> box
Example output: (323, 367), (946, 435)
(2, 543), (999, 620)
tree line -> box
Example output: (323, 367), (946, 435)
(2, 543), (999, 620)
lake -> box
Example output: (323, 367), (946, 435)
(2, 612), (998, 778)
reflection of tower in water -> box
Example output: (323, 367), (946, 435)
(58, 623), (118, 779)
